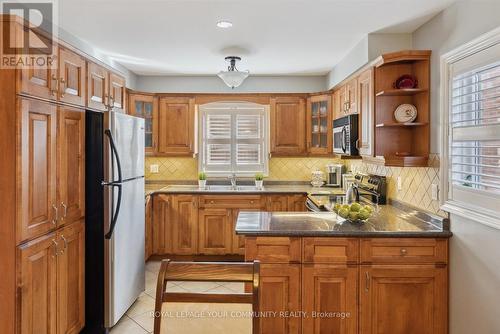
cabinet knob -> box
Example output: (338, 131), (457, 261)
(250, 200), (254, 204)
(400, 248), (408, 255)
(210, 200), (215, 204)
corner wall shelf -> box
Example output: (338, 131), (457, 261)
(375, 88), (428, 96)
(375, 122), (428, 128)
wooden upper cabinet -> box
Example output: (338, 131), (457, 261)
(302, 264), (358, 334)
(171, 195), (198, 254)
(18, 98), (57, 244)
(345, 78), (358, 114)
(358, 69), (374, 156)
(17, 232), (58, 334)
(270, 96), (306, 156)
(58, 47), (86, 107)
(109, 73), (126, 113)
(307, 94), (332, 155)
(158, 97), (195, 156)
(56, 221), (85, 334)
(198, 208), (232, 255)
(87, 62), (109, 111)
(129, 94), (158, 154)
(360, 265), (447, 334)
(57, 106), (85, 227)
(19, 42), (58, 101)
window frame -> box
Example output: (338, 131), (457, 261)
(440, 26), (500, 230)
(198, 101), (270, 177)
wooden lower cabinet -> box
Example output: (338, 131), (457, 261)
(359, 265), (447, 334)
(266, 195), (289, 211)
(287, 194), (307, 212)
(259, 264), (301, 334)
(198, 208), (232, 255)
(171, 195), (198, 254)
(17, 221), (85, 334)
(152, 194), (171, 255)
(302, 265), (358, 334)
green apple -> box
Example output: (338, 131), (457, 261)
(334, 203), (342, 212)
(341, 204), (350, 211)
(350, 202), (362, 212)
(348, 211), (359, 221)
(363, 205), (373, 213)
(338, 208), (350, 218)
(358, 209), (371, 220)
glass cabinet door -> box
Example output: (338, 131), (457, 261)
(308, 95), (331, 155)
(130, 94), (157, 154)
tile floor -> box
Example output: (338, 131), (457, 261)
(110, 260), (251, 334)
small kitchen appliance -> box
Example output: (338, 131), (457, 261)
(325, 164), (344, 187)
(333, 114), (359, 156)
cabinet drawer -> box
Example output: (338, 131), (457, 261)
(360, 238), (448, 264)
(303, 238), (359, 264)
(199, 195), (263, 209)
(245, 237), (301, 263)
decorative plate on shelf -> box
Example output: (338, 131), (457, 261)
(394, 104), (417, 123)
(393, 74), (418, 89)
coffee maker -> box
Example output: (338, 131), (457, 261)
(325, 164), (345, 187)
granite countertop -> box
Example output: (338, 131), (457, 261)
(235, 201), (451, 238)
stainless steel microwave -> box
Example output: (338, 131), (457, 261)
(333, 114), (359, 156)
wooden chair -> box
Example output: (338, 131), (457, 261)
(153, 260), (260, 334)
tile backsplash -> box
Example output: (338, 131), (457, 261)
(145, 154), (444, 216)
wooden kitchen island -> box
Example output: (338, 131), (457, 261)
(236, 208), (451, 334)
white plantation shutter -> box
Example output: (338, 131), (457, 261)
(200, 102), (269, 175)
(446, 41), (500, 215)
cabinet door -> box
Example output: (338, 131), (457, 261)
(109, 72), (126, 113)
(87, 62), (109, 111)
(19, 41), (58, 100)
(158, 97), (195, 155)
(58, 47), (86, 107)
(19, 98), (57, 244)
(360, 265), (447, 334)
(231, 208), (262, 255)
(307, 95), (332, 155)
(266, 195), (289, 211)
(57, 221), (85, 334)
(345, 78), (358, 115)
(171, 195), (198, 254)
(17, 232), (58, 334)
(129, 94), (158, 154)
(198, 208), (232, 255)
(287, 194), (306, 212)
(259, 264), (301, 334)
(270, 97), (306, 156)
(337, 86), (348, 117)
(145, 195), (153, 259)
(302, 264), (357, 334)
(358, 69), (374, 156)
(58, 107), (85, 227)
(152, 194), (171, 254)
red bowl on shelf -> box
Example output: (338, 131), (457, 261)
(393, 75), (418, 89)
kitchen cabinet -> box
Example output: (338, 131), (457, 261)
(302, 265), (358, 334)
(335, 78), (358, 117)
(158, 97), (195, 156)
(287, 194), (307, 212)
(306, 95), (332, 155)
(56, 221), (85, 334)
(145, 195), (153, 260)
(198, 208), (233, 255)
(171, 195), (198, 254)
(231, 207), (262, 255)
(109, 72), (126, 113)
(128, 93), (158, 154)
(58, 47), (86, 107)
(259, 264), (301, 334)
(152, 194), (172, 255)
(270, 96), (307, 156)
(266, 195), (289, 211)
(87, 62), (109, 112)
(359, 265), (447, 334)
(357, 68), (374, 156)
(17, 232), (58, 334)
(18, 98), (58, 244)
(57, 106), (85, 228)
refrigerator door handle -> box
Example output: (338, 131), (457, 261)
(105, 183), (122, 239)
(102, 129), (123, 185)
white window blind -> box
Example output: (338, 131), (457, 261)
(199, 102), (269, 175)
(447, 41), (500, 214)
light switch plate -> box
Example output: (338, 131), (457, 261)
(150, 164), (159, 173)
(431, 184), (439, 200)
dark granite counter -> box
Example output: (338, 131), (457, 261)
(235, 201), (451, 238)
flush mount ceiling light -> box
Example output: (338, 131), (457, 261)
(217, 56), (249, 89)
(216, 20), (233, 28)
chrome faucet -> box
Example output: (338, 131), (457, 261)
(229, 173), (237, 190)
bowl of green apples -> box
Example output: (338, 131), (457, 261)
(333, 202), (373, 223)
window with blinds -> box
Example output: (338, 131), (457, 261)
(447, 40), (500, 214)
(199, 102), (269, 175)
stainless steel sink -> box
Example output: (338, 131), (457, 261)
(236, 185), (263, 191)
(205, 185), (263, 191)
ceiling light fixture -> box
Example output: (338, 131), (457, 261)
(217, 56), (249, 89)
(216, 20), (233, 28)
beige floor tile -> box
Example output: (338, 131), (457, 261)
(175, 281), (222, 293)
(221, 282), (244, 293)
(131, 310), (155, 333)
(145, 260), (161, 274)
(204, 285), (237, 294)
(110, 315), (148, 334)
(126, 293), (156, 318)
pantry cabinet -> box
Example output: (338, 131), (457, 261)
(158, 97), (195, 156)
(270, 96), (307, 156)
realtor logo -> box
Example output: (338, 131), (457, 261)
(1, 1), (58, 69)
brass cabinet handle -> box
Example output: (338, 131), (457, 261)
(60, 235), (67, 255)
(50, 74), (59, 96)
(51, 239), (58, 258)
(52, 204), (58, 225)
(400, 248), (408, 256)
(365, 272), (370, 292)
(61, 202), (67, 219)
(59, 78), (66, 98)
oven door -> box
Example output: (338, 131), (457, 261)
(333, 126), (347, 154)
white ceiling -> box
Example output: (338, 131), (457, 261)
(58, 0), (455, 76)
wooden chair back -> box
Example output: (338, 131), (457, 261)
(153, 260), (260, 334)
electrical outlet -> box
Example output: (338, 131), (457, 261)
(149, 164), (159, 174)
(397, 177), (402, 191)
(431, 184), (439, 200)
